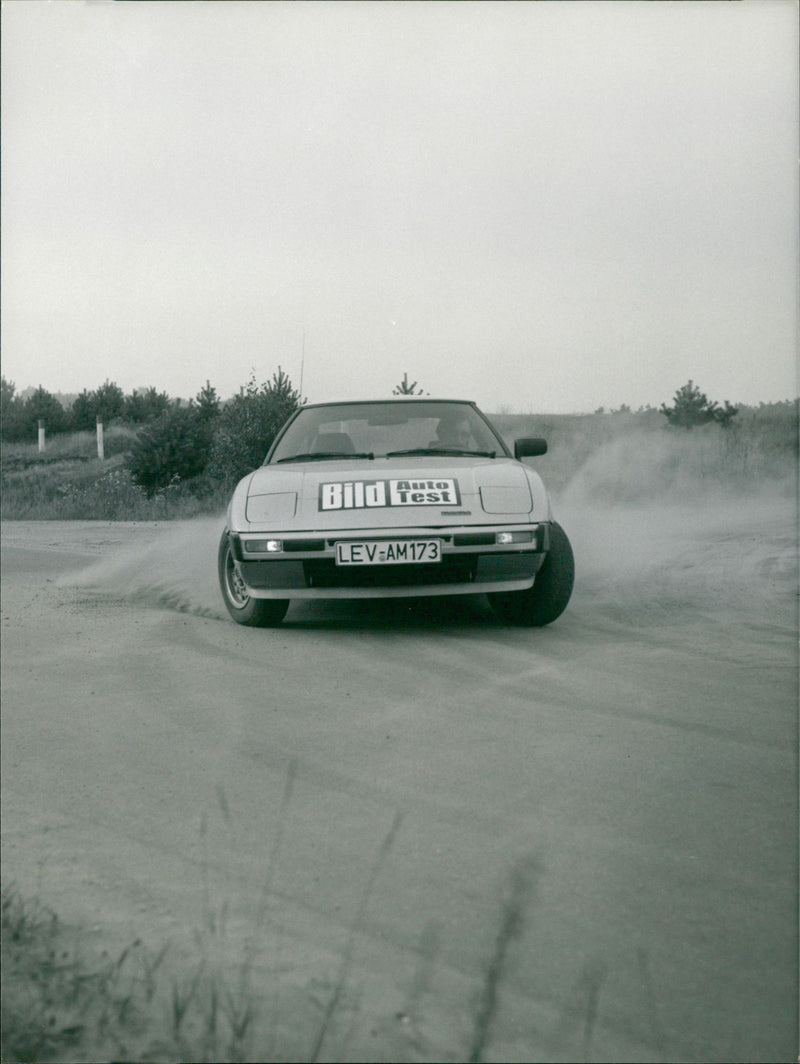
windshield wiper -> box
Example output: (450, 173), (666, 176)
(275, 451), (375, 464)
(385, 447), (497, 459)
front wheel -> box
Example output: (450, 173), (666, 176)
(489, 521), (574, 627)
(218, 532), (289, 627)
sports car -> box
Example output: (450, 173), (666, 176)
(218, 398), (574, 626)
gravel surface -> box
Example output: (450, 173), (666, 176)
(1, 494), (796, 1063)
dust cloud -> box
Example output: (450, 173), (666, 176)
(58, 516), (228, 619)
(553, 430), (796, 632)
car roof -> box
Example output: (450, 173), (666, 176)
(298, 398), (477, 410)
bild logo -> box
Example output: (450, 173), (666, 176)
(319, 478), (460, 510)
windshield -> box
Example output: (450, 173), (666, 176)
(269, 401), (506, 464)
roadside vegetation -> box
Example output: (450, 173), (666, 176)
(2, 370), (795, 520)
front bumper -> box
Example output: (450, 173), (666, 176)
(227, 523), (550, 599)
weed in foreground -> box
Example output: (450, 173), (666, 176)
(308, 808), (404, 1063)
(1, 887), (163, 1063)
(0, 882), (262, 1064)
(468, 855), (541, 1064)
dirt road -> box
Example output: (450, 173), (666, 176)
(1, 493), (796, 1062)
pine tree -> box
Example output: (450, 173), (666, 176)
(92, 380), (126, 423)
(0, 377), (25, 440)
(392, 372), (427, 396)
(124, 387), (172, 424)
(661, 380), (738, 428)
(195, 380), (220, 422)
(206, 367), (303, 483)
(23, 386), (70, 436)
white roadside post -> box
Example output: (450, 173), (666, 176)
(96, 417), (105, 460)
(38, 419), (45, 453)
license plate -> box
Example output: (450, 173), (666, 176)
(335, 539), (442, 566)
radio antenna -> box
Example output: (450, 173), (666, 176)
(299, 331), (305, 397)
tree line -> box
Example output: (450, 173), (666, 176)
(1, 371), (743, 498)
(1, 377), (183, 440)
(1, 370), (304, 496)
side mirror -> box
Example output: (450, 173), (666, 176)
(514, 437), (548, 459)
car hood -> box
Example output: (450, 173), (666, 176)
(238, 457), (542, 530)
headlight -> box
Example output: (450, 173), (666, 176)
(496, 530), (536, 545)
(243, 539), (284, 553)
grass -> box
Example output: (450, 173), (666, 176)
(1, 886), (156, 1063)
(0, 883), (265, 1064)
(0, 445), (230, 521)
(0, 425), (138, 465)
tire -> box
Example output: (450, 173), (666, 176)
(489, 521), (574, 627)
(218, 531), (289, 627)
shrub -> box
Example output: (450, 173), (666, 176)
(127, 405), (213, 496)
(56, 467), (157, 519)
(206, 368), (302, 484)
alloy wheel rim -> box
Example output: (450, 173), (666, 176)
(225, 549), (250, 608)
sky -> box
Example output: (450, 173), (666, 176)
(1, 0), (797, 414)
